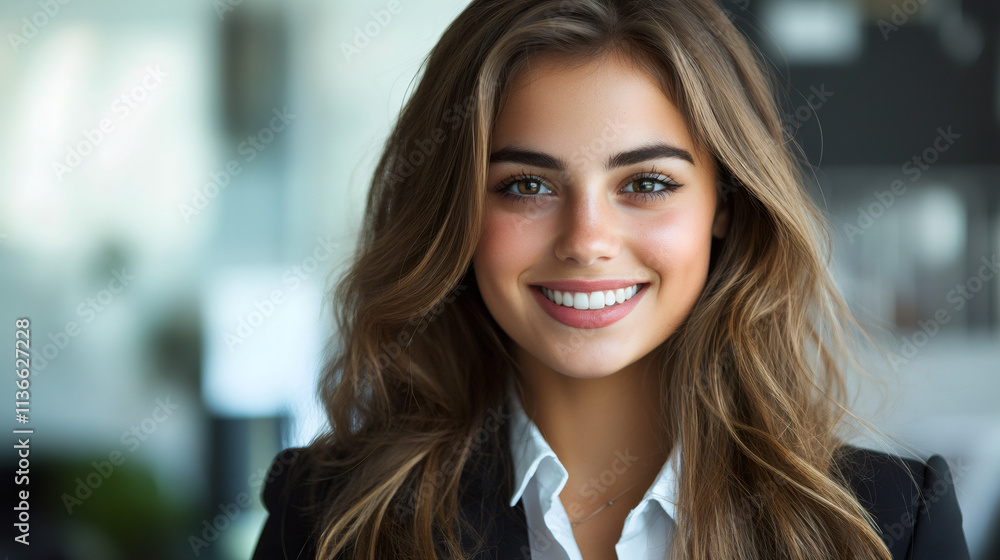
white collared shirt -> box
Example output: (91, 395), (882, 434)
(506, 380), (681, 560)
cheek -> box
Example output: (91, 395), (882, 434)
(631, 207), (714, 282)
(474, 209), (544, 285)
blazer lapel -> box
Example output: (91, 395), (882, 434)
(455, 409), (531, 560)
(450, 423), (955, 560)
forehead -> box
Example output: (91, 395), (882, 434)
(491, 52), (707, 166)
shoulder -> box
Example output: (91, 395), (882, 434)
(251, 446), (342, 560)
(833, 444), (971, 560)
(250, 441), (517, 560)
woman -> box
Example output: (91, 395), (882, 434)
(252, 0), (971, 558)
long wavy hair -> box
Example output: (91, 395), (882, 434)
(303, 0), (910, 558)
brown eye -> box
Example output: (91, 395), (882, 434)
(632, 179), (658, 193)
(515, 179), (543, 195)
(492, 172), (555, 204)
(620, 173), (683, 201)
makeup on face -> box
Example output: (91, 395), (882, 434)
(473, 51), (723, 378)
(530, 281), (650, 329)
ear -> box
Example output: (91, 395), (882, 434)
(711, 184), (732, 240)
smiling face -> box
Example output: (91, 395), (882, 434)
(473, 51), (729, 380)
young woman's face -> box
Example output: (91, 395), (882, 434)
(473, 52), (729, 379)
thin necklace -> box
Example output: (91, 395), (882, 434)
(569, 480), (642, 527)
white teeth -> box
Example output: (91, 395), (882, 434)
(588, 291), (605, 309)
(541, 284), (642, 310)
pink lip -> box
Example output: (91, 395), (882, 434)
(532, 279), (646, 292)
(531, 283), (649, 329)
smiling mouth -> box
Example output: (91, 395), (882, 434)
(534, 283), (648, 310)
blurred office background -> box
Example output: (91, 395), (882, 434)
(0, 0), (997, 558)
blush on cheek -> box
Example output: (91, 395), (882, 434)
(478, 212), (545, 267)
(634, 214), (713, 271)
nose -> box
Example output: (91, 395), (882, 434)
(552, 186), (621, 266)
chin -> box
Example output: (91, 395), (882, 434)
(539, 352), (636, 379)
(555, 368), (623, 380)
(510, 330), (655, 380)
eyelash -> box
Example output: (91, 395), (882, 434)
(490, 167), (683, 204)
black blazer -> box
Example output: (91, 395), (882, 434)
(252, 434), (972, 560)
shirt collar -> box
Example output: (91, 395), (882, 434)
(507, 376), (564, 507)
(505, 377), (682, 521)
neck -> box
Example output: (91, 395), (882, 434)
(512, 347), (671, 513)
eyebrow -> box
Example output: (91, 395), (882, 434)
(488, 141), (695, 171)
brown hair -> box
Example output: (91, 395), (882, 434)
(306, 0), (910, 558)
